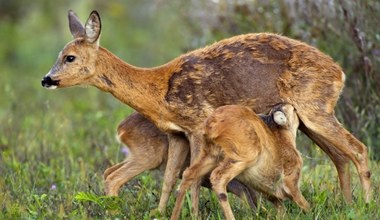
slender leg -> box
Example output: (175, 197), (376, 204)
(200, 175), (258, 209)
(299, 113), (371, 202)
(188, 133), (207, 218)
(226, 179), (258, 209)
(103, 161), (127, 180)
(300, 123), (352, 202)
(170, 153), (217, 220)
(210, 159), (249, 220)
(104, 158), (150, 196)
(158, 134), (189, 213)
(283, 170), (310, 212)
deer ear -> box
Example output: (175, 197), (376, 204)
(68, 10), (85, 38)
(84, 10), (101, 44)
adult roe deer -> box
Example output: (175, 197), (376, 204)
(41, 10), (371, 214)
(104, 112), (258, 209)
(171, 104), (309, 220)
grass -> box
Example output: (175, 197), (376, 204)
(0, 81), (379, 219)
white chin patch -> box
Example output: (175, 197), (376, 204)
(46, 85), (58, 90)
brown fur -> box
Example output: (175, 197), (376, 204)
(170, 104), (309, 220)
(42, 10), (371, 215)
(103, 112), (258, 210)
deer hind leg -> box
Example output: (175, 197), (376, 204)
(210, 159), (249, 220)
(300, 123), (352, 202)
(158, 134), (189, 213)
(103, 161), (127, 180)
(104, 154), (159, 196)
(170, 153), (217, 220)
(299, 113), (371, 202)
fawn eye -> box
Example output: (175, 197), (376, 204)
(65, 55), (76, 63)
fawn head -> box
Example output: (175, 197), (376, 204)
(41, 10), (101, 89)
(271, 104), (299, 139)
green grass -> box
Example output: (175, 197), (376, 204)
(0, 82), (379, 219)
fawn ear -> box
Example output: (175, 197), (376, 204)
(84, 10), (101, 44)
(68, 10), (85, 38)
(273, 111), (287, 126)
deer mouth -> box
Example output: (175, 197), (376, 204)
(41, 76), (60, 89)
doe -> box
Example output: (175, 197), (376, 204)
(41, 10), (371, 215)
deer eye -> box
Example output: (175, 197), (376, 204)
(65, 55), (76, 63)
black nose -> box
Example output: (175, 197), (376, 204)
(41, 76), (60, 87)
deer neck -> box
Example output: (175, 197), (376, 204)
(91, 47), (175, 126)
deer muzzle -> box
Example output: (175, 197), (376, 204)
(41, 76), (60, 89)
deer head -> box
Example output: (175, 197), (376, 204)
(41, 10), (102, 89)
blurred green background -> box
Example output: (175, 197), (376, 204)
(1, 0), (379, 219)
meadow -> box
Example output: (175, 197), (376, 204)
(1, 1), (379, 219)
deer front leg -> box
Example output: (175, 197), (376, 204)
(188, 133), (207, 218)
(158, 134), (189, 213)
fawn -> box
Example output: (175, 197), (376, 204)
(171, 104), (309, 219)
(41, 10), (371, 215)
(104, 112), (258, 209)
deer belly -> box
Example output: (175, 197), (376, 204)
(236, 159), (284, 196)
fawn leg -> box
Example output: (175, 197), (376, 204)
(200, 176), (258, 209)
(226, 179), (258, 209)
(104, 156), (155, 195)
(103, 161), (126, 179)
(210, 159), (249, 220)
(158, 134), (189, 213)
(299, 113), (371, 202)
(170, 153), (217, 220)
(283, 170), (310, 212)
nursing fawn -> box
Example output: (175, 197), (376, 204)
(171, 104), (309, 220)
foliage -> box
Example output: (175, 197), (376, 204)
(0, 0), (379, 219)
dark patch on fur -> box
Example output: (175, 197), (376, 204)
(218, 193), (228, 201)
(164, 35), (294, 118)
(166, 55), (201, 105)
(99, 74), (115, 87)
(365, 171), (371, 178)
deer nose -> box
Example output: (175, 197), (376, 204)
(41, 76), (60, 88)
